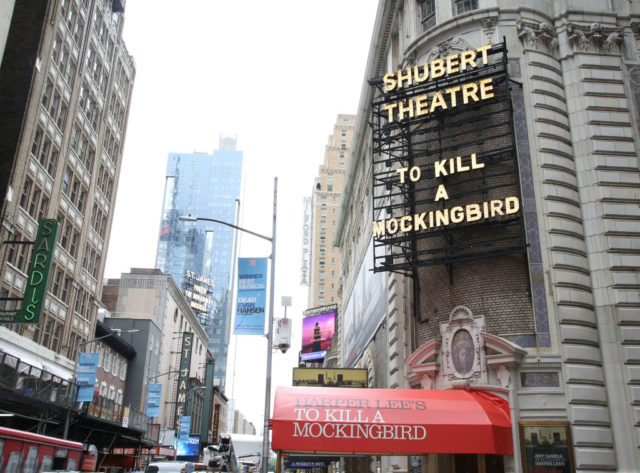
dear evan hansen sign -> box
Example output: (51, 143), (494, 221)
(234, 258), (268, 335)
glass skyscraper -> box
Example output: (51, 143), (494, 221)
(155, 136), (242, 392)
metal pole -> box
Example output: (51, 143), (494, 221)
(261, 177), (277, 473)
(62, 338), (81, 439)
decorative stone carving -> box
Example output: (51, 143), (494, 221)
(631, 21), (640, 50)
(425, 37), (475, 62)
(481, 18), (497, 44)
(516, 19), (558, 53)
(567, 22), (623, 54)
(406, 306), (527, 391)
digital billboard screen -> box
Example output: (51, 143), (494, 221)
(301, 312), (335, 361)
(176, 435), (200, 459)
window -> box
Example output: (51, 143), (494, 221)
(319, 271), (325, 280)
(18, 178), (47, 220)
(319, 258), (325, 266)
(120, 362), (127, 380)
(7, 237), (30, 272)
(58, 213), (81, 258)
(108, 385), (115, 400)
(103, 351), (111, 372)
(453, 0), (477, 15)
(90, 203), (107, 239)
(327, 185), (333, 192)
(112, 356), (120, 376)
(320, 245), (326, 254)
(116, 389), (123, 405)
(96, 164), (114, 200)
(78, 81), (101, 131)
(51, 325), (62, 352)
(341, 142), (346, 149)
(82, 243), (100, 278)
(99, 381), (107, 397)
(421, 0), (436, 31)
(61, 166), (88, 211)
(318, 284), (325, 293)
(340, 152), (345, 159)
(70, 122), (96, 171)
(51, 264), (72, 302)
(341, 129), (346, 137)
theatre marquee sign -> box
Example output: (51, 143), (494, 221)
(370, 41), (525, 272)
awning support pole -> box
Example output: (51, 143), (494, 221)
(376, 455), (382, 473)
(276, 451), (282, 473)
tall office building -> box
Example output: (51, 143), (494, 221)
(0, 0), (134, 367)
(306, 115), (355, 308)
(156, 136), (243, 392)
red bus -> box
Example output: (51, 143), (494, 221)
(0, 426), (97, 472)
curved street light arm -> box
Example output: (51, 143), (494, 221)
(179, 215), (272, 243)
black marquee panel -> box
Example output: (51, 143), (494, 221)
(370, 41), (526, 273)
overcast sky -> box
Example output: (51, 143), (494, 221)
(104, 1), (379, 432)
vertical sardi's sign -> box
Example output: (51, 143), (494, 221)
(234, 258), (268, 335)
(14, 219), (59, 323)
(369, 41), (525, 271)
(174, 332), (194, 430)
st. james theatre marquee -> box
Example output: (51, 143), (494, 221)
(370, 40), (525, 272)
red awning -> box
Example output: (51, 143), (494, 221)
(271, 386), (512, 456)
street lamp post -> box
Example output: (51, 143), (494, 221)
(63, 328), (139, 439)
(179, 176), (277, 473)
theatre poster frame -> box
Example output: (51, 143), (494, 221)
(519, 421), (575, 473)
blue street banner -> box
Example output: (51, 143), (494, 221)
(76, 352), (99, 402)
(179, 416), (191, 440)
(234, 257), (268, 335)
(146, 383), (162, 417)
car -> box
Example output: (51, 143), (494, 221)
(146, 461), (195, 473)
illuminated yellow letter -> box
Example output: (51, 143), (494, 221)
(383, 72), (397, 92)
(434, 184), (449, 201)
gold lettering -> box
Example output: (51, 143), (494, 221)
(459, 50), (477, 70)
(415, 95), (429, 117)
(490, 199), (504, 217)
(434, 184), (449, 201)
(396, 167), (408, 183)
(462, 82), (479, 104)
(413, 64), (428, 83)
(397, 67), (412, 89)
(383, 103), (397, 122)
(400, 216), (413, 232)
(409, 166), (421, 182)
(466, 204), (482, 222)
(505, 197), (520, 214)
(477, 45), (492, 64)
(383, 72), (397, 92)
(445, 86), (460, 108)
(479, 78), (495, 100)
(435, 209), (449, 226)
(446, 54), (460, 74)
(387, 218), (399, 234)
(456, 156), (469, 173)
(450, 206), (464, 223)
(430, 59), (445, 78)
(398, 99), (414, 121)
(429, 91), (447, 112)
(373, 221), (386, 237)
(434, 159), (448, 178)
(471, 153), (484, 169)
(414, 213), (427, 231)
